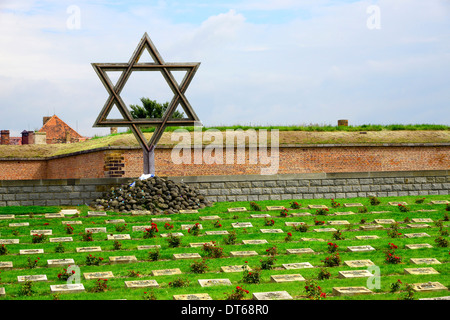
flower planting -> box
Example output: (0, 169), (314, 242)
(166, 234), (182, 248)
(304, 279), (326, 300)
(264, 218), (275, 226)
(32, 233), (47, 243)
(385, 243), (402, 264)
(202, 241), (224, 258)
(164, 222), (174, 230)
(57, 267), (75, 281)
(316, 208), (329, 215)
(190, 259), (209, 274)
(65, 224), (74, 234)
(85, 254), (104, 266)
(330, 199), (340, 208)
(327, 242), (338, 253)
(322, 252), (340, 267)
(143, 223), (159, 238)
(188, 223), (201, 236)
(250, 202), (262, 211)
(242, 267), (261, 284)
(387, 222), (402, 238)
(398, 204), (410, 212)
(224, 286), (250, 300)
(279, 208), (288, 217)
(290, 201), (301, 209)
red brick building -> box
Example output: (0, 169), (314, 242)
(38, 115), (85, 144)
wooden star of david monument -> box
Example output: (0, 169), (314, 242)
(92, 32), (201, 175)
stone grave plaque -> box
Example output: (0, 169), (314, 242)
(404, 233), (430, 238)
(313, 228), (337, 233)
(327, 220), (350, 225)
(406, 224), (430, 229)
(242, 239), (268, 245)
(411, 218), (433, 223)
(9, 222), (29, 227)
(50, 284), (85, 294)
(179, 210), (198, 214)
(404, 267), (439, 275)
(30, 230), (52, 235)
(0, 215), (14, 219)
(106, 219), (126, 224)
(199, 215), (221, 220)
(333, 212), (355, 216)
(266, 206), (286, 211)
(189, 242), (215, 248)
(84, 271), (114, 280)
(76, 246), (101, 252)
(416, 209), (437, 212)
(85, 227), (107, 233)
(0, 261), (13, 270)
(374, 219), (396, 224)
(230, 251), (258, 257)
(388, 201), (408, 206)
(412, 282), (447, 292)
(173, 293), (212, 300)
(173, 253), (202, 260)
(181, 224), (203, 230)
(370, 211), (390, 214)
(338, 270), (373, 279)
(285, 222), (305, 227)
(260, 229), (284, 233)
(87, 211), (107, 217)
(151, 217), (172, 222)
(137, 245), (161, 250)
(160, 232), (184, 237)
(131, 210), (151, 216)
(332, 287), (373, 296)
(282, 262), (313, 270)
(0, 287), (5, 297)
(132, 226), (153, 232)
(228, 207), (247, 212)
(355, 235), (380, 240)
(290, 212), (312, 217)
(253, 291), (293, 300)
(430, 200), (449, 204)
(270, 274), (305, 283)
(205, 230), (229, 235)
(360, 225), (383, 231)
(20, 249), (44, 255)
(45, 213), (64, 218)
(250, 214), (271, 218)
(343, 203), (363, 207)
(221, 265), (252, 273)
(47, 258), (75, 267)
(308, 205), (327, 209)
(419, 296), (450, 300)
(0, 239), (19, 244)
(61, 209), (79, 215)
(62, 221), (82, 225)
(286, 248), (314, 255)
(125, 280), (159, 289)
(301, 238), (325, 242)
(198, 279), (232, 287)
(107, 234), (131, 240)
(152, 268), (182, 276)
(109, 255), (138, 264)
(344, 260), (375, 267)
(410, 258), (441, 265)
(18, 275), (47, 282)
(232, 222), (253, 228)
(49, 237), (73, 243)
(405, 243), (433, 250)
(347, 245), (375, 252)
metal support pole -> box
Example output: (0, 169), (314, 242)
(143, 146), (155, 175)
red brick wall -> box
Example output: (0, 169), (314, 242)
(0, 145), (448, 180)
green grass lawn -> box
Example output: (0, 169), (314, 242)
(0, 194), (448, 301)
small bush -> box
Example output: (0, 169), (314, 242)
(91, 279), (108, 293)
(314, 219), (325, 226)
(260, 256), (277, 270)
(264, 218), (275, 226)
(166, 234), (182, 248)
(224, 286), (249, 300)
(317, 268), (331, 280)
(284, 232), (293, 242)
(55, 242), (65, 253)
(332, 229), (345, 240)
(188, 223), (202, 236)
(85, 254), (104, 266)
(330, 199), (340, 208)
(434, 236), (449, 247)
(190, 259), (209, 274)
(322, 252), (340, 267)
(223, 231), (237, 245)
(369, 196), (381, 206)
(358, 206), (368, 213)
(202, 241), (224, 258)
(65, 224), (74, 234)
(279, 208), (288, 218)
(27, 256), (40, 269)
(316, 208), (329, 215)
(164, 222), (174, 230)
(290, 201), (301, 209)
(387, 222), (402, 238)
(142, 290), (157, 300)
(249, 202), (262, 211)
(242, 268), (261, 284)
(148, 249), (160, 261)
(143, 223), (159, 238)
(398, 204), (409, 212)
(415, 198), (425, 204)
(168, 277), (190, 288)
(327, 242), (338, 253)
(293, 223), (309, 232)
(304, 279), (326, 300)
(18, 280), (35, 296)
(32, 233), (47, 243)
(385, 243), (402, 264)
(0, 244), (8, 255)
(57, 268), (75, 281)
(80, 231), (93, 242)
(390, 279), (402, 293)
(114, 224), (128, 232)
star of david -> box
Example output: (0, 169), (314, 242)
(92, 32), (201, 154)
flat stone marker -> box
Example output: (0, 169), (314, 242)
(283, 262), (314, 270)
(205, 230), (229, 235)
(125, 280), (159, 289)
(228, 207), (247, 212)
(338, 270), (373, 279)
(411, 218), (433, 223)
(290, 212), (312, 217)
(173, 253), (202, 260)
(45, 213), (64, 218)
(266, 206), (286, 211)
(410, 258), (441, 265)
(242, 239), (268, 245)
(9, 222), (29, 227)
(109, 255), (137, 264)
(360, 225), (384, 231)
(18, 275), (47, 282)
(0, 239), (19, 244)
(230, 251), (258, 257)
(286, 248), (314, 254)
(333, 287), (373, 296)
(327, 220), (350, 225)
(416, 209), (437, 212)
(151, 217), (172, 222)
(160, 232), (184, 237)
(30, 230), (52, 235)
(389, 201), (408, 206)
(405, 243), (433, 250)
(76, 246), (102, 253)
(179, 210), (198, 214)
(107, 234), (131, 240)
(20, 249), (44, 255)
(0, 215), (14, 219)
(407, 224), (430, 228)
(374, 219), (396, 224)
(0, 261), (13, 269)
(253, 291), (293, 300)
(106, 219), (126, 224)
(84, 271), (114, 280)
(404, 267), (440, 275)
(404, 233), (430, 238)
(301, 238), (325, 242)
(285, 222), (305, 227)
(173, 293), (212, 300)
(137, 245), (161, 250)
(232, 222), (253, 228)
(313, 228), (337, 233)
(343, 203), (363, 207)
(132, 226), (153, 232)
(430, 200), (449, 204)
(0, 287), (4, 297)
(151, 268), (182, 276)
(221, 265), (252, 273)
(131, 210), (151, 215)
(412, 282), (447, 292)
(49, 237), (73, 243)
(50, 284), (85, 294)
(308, 205), (328, 209)
(198, 279), (232, 287)
(333, 212), (355, 216)
(355, 235), (380, 240)
(87, 211), (107, 217)
(251, 214), (271, 218)
(85, 228), (106, 233)
(61, 209), (79, 216)
(344, 260), (375, 267)
(199, 215), (221, 220)
(47, 258), (75, 267)
(420, 296), (450, 300)
(181, 224), (203, 230)
(270, 274), (305, 283)
(347, 245), (375, 252)
(62, 220), (82, 225)
(260, 229), (284, 233)
(189, 241), (215, 248)
(370, 211), (390, 214)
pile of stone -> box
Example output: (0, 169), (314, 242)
(91, 176), (212, 213)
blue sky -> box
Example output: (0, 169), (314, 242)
(0, 0), (449, 138)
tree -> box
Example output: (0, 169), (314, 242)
(129, 97), (184, 119)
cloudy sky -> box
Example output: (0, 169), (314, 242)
(0, 0), (449, 138)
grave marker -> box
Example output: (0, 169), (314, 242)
(50, 284), (85, 294)
(45, 213), (64, 218)
(388, 201), (408, 206)
(260, 229), (284, 233)
(355, 235), (380, 240)
(227, 207), (247, 212)
(221, 265), (252, 273)
(270, 274), (305, 283)
(173, 253), (201, 260)
(405, 243), (433, 250)
(327, 220), (350, 225)
(205, 230), (229, 235)
(173, 293), (212, 300)
(198, 279), (232, 287)
(179, 210), (198, 214)
(189, 242), (215, 248)
(290, 212), (312, 217)
(404, 233), (430, 238)
(107, 234), (131, 240)
(286, 248), (314, 254)
(232, 222), (253, 228)
(0, 261), (13, 270)
(151, 268), (182, 276)
(332, 287), (373, 296)
(30, 230), (52, 235)
(374, 219), (396, 224)
(125, 280), (159, 289)
(338, 270), (373, 279)
(62, 221), (82, 225)
(0, 215), (14, 219)
(411, 282), (447, 292)
(313, 228), (337, 233)
(85, 227), (106, 233)
(0, 239), (19, 244)
(343, 203), (363, 207)
(131, 210), (151, 216)
(410, 258), (441, 265)
(250, 214), (271, 218)
(160, 232), (184, 237)
(151, 217), (172, 222)
(333, 212), (355, 216)
(0, 287), (5, 297)
(87, 211), (107, 217)
(411, 218), (433, 223)
(301, 238), (325, 242)
(229, 251), (258, 257)
(253, 291), (293, 300)
(308, 205), (327, 209)
(347, 245), (375, 252)
(47, 258), (75, 267)
(285, 222), (305, 227)
(242, 239), (268, 245)
(199, 215), (221, 221)
(84, 271), (114, 280)
(404, 267), (439, 275)
(20, 249), (44, 255)
(406, 224), (430, 229)
(18, 275), (47, 282)
(282, 262), (313, 270)
(61, 209), (79, 216)
(49, 237), (73, 243)
(430, 200), (449, 204)
(109, 255), (138, 264)
(266, 206), (286, 211)
(106, 219), (126, 224)
(344, 260), (375, 267)
(359, 225), (383, 231)
(76, 246), (102, 253)
(181, 224), (203, 230)
(137, 245), (161, 250)
(9, 222), (29, 227)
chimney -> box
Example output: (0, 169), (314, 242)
(0, 130), (10, 145)
(21, 130), (29, 145)
(43, 116), (52, 126)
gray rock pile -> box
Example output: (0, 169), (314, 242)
(91, 176), (212, 213)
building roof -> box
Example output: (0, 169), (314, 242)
(38, 115), (82, 141)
